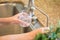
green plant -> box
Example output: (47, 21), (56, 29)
(34, 20), (60, 40)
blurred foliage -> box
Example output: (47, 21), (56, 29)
(34, 20), (60, 40)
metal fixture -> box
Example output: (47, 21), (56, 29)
(27, 0), (49, 30)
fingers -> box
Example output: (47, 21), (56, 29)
(12, 12), (31, 27)
(17, 12), (31, 27)
(31, 27), (50, 34)
(19, 20), (30, 27)
(40, 27), (50, 33)
(10, 19), (30, 27)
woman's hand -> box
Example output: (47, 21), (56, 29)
(10, 12), (31, 27)
(28, 27), (50, 38)
(0, 27), (50, 40)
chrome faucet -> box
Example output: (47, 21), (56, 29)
(15, 0), (49, 30)
(26, 0), (49, 30)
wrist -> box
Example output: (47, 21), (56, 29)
(0, 17), (12, 23)
(28, 28), (42, 39)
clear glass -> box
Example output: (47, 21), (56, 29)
(19, 10), (32, 27)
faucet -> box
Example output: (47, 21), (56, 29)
(15, 0), (49, 30)
(26, 0), (49, 30)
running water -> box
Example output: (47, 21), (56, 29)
(19, 10), (32, 27)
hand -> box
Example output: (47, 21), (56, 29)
(10, 12), (31, 27)
(30, 27), (50, 34)
(39, 27), (50, 33)
(0, 27), (50, 40)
